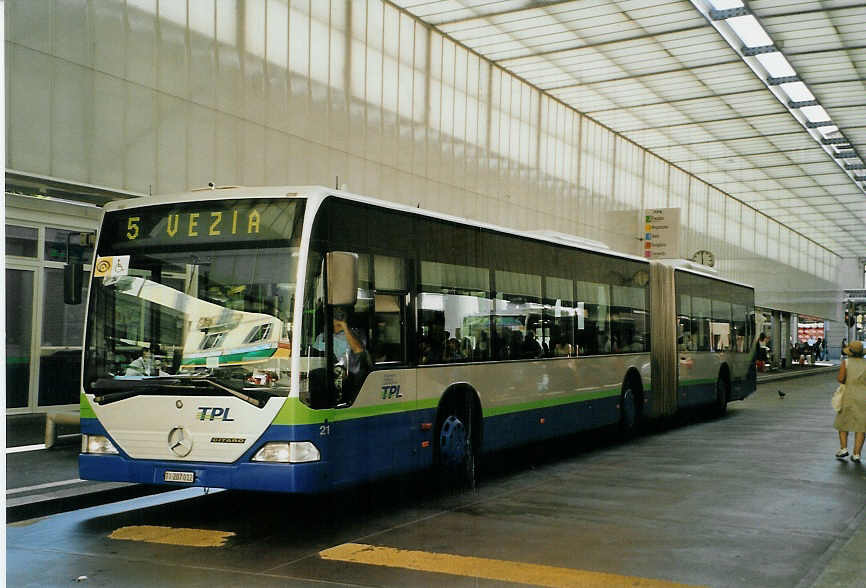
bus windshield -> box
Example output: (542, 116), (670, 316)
(83, 199), (303, 402)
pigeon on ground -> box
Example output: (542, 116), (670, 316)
(778, 389), (786, 398)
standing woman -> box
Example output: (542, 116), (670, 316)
(835, 340), (866, 462)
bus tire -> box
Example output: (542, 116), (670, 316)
(619, 376), (640, 438)
(715, 372), (729, 417)
(435, 394), (477, 490)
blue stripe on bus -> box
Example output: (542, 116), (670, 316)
(82, 374), (754, 493)
(80, 391), (623, 492)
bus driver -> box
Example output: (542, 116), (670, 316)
(314, 306), (371, 403)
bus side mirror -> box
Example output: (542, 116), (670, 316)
(326, 251), (358, 307)
(64, 263), (84, 305)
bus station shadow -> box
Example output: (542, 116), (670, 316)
(79, 407), (736, 544)
(480, 404), (738, 485)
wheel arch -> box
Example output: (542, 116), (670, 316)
(623, 366), (645, 415)
(436, 383), (483, 449)
(718, 362), (732, 400)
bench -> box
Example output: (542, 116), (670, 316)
(45, 411), (81, 449)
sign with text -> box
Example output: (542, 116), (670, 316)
(643, 208), (680, 260)
(101, 199), (302, 250)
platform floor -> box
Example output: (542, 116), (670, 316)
(6, 370), (866, 587)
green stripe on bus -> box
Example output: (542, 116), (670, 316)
(272, 397), (326, 425)
(272, 387), (622, 426)
(182, 348), (275, 366)
(484, 387), (621, 417)
(679, 378), (717, 386)
(333, 400), (419, 422)
(80, 393), (96, 419)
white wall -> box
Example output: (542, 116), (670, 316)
(4, 0), (845, 319)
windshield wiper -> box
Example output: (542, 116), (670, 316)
(90, 375), (273, 407)
(91, 377), (196, 405)
(198, 377), (264, 408)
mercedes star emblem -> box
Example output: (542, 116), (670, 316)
(167, 427), (193, 457)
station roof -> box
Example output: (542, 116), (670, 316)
(393, 0), (866, 257)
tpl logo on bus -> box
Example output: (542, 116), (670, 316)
(197, 407), (236, 422)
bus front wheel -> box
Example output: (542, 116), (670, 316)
(435, 397), (477, 490)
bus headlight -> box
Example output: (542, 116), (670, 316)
(252, 441), (320, 463)
(81, 434), (119, 454)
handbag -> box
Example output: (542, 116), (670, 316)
(832, 384), (845, 412)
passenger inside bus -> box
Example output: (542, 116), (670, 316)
(521, 330), (544, 359)
(125, 348), (162, 376)
(550, 325), (573, 357)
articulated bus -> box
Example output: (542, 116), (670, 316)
(77, 186), (756, 492)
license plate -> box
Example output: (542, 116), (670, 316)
(163, 470), (194, 483)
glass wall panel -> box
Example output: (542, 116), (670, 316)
(44, 227), (95, 263)
(7, 269), (34, 409)
(39, 267), (89, 405)
(6, 225), (38, 257)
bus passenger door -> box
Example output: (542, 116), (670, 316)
(329, 286), (417, 485)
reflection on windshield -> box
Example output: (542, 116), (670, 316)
(84, 247), (297, 398)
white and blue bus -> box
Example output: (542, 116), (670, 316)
(77, 186), (756, 492)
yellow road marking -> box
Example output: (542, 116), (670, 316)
(320, 543), (702, 588)
(109, 525), (234, 547)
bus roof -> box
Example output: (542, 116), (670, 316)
(664, 260), (754, 291)
(100, 185), (714, 270)
(101, 185), (323, 212)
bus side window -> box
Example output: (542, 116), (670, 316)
(678, 294), (692, 351)
(418, 261), (492, 364)
(576, 281), (610, 355)
(373, 293), (404, 363)
(372, 255), (408, 365)
(693, 296), (712, 352)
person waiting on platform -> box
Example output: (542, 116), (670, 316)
(834, 340), (866, 462)
(756, 333), (769, 372)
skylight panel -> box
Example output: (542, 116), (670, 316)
(800, 105), (831, 123)
(756, 53), (795, 78)
(707, 0), (744, 9)
(726, 15), (772, 48)
(780, 82), (814, 103)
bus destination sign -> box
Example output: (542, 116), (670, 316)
(103, 199), (299, 249)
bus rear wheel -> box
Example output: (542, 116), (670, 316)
(715, 375), (729, 417)
(619, 379), (639, 438)
(435, 399), (477, 490)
